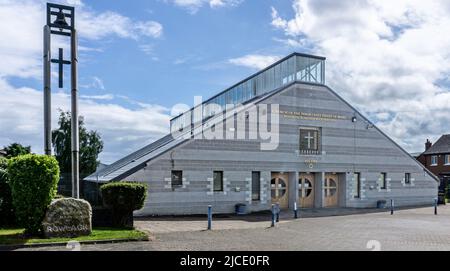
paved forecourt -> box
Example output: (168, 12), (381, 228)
(16, 206), (450, 251)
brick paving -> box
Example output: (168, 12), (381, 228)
(15, 206), (450, 251)
(134, 207), (384, 233)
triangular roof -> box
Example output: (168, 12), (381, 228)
(423, 134), (450, 155)
(84, 85), (285, 182)
(85, 80), (439, 183)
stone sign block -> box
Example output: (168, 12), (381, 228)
(42, 198), (92, 238)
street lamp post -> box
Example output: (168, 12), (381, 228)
(44, 3), (79, 199)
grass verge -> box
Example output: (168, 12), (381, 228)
(0, 227), (148, 246)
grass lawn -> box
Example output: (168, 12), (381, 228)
(0, 227), (148, 246)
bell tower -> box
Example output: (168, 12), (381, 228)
(44, 3), (79, 199)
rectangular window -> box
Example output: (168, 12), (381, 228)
(299, 127), (320, 154)
(405, 173), (411, 185)
(445, 155), (450, 165)
(431, 156), (438, 166)
(251, 172), (261, 201)
(380, 173), (387, 190)
(171, 170), (183, 187)
(353, 173), (361, 199)
(213, 171), (223, 192)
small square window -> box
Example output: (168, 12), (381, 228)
(213, 171), (223, 192)
(252, 172), (261, 201)
(299, 127), (320, 155)
(445, 155), (450, 165)
(353, 173), (361, 199)
(405, 173), (411, 185)
(379, 173), (387, 190)
(171, 170), (182, 187)
(431, 156), (438, 166)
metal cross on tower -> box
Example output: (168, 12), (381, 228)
(44, 3), (79, 199)
(51, 48), (71, 88)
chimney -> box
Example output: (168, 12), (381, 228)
(425, 139), (432, 151)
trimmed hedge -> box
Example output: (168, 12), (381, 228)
(0, 158), (14, 226)
(8, 154), (60, 235)
(100, 181), (147, 228)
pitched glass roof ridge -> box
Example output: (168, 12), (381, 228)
(170, 52), (325, 122)
(170, 52), (326, 133)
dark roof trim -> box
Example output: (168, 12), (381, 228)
(252, 82), (439, 182)
(84, 82), (299, 183)
(313, 84), (439, 182)
(86, 80), (439, 183)
(107, 139), (188, 182)
(170, 52), (326, 122)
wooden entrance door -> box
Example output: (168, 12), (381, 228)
(298, 173), (315, 208)
(271, 172), (289, 208)
(324, 174), (338, 207)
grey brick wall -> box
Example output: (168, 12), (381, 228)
(126, 83), (438, 216)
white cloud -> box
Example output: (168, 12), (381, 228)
(0, 0), (168, 163)
(228, 54), (281, 70)
(80, 76), (105, 90)
(0, 78), (170, 164)
(169, 0), (243, 14)
(80, 94), (114, 100)
(78, 10), (163, 40)
(0, 0), (164, 81)
(271, 0), (450, 152)
(135, 21), (163, 38)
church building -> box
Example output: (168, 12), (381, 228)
(85, 53), (438, 215)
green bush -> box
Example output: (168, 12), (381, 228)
(100, 181), (148, 228)
(8, 154), (60, 235)
(0, 158), (15, 226)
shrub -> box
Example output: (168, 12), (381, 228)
(8, 154), (60, 235)
(100, 181), (148, 228)
(0, 158), (15, 226)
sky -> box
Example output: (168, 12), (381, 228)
(0, 0), (450, 164)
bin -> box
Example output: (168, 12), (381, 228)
(376, 200), (386, 209)
(235, 203), (247, 215)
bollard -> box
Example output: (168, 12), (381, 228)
(434, 198), (438, 215)
(276, 203), (280, 223)
(207, 205), (212, 230)
(390, 199), (394, 215)
(294, 202), (298, 219)
(271, 204), (276, 227)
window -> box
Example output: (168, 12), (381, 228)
(445, 155), (450, 165)
(353, 173), (361, 199)
(299, 127), (320, 154)
(405, 173), (411, 185)
(431, 156), (438, 166)
(213, 171), (223, 192)
(379, 173), (387, 190)
(171, 171), (183, 187)
(251, 172), (261, 201)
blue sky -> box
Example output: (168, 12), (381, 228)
(1, 0), (450, 164)
(11, 0), (299, 109)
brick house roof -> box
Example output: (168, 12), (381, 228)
(423, 134), (450, 155)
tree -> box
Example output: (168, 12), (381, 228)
(0, 157), (15, 226)
(52, 110), (104, 181)
(3, 143), (31, 158)
(8, 154), (59, 235)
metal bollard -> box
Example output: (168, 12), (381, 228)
(207, 205), (212, 230)
(276, 203), (280, 222)
(434, 198), (438, 215)
(271, 204), (276, 227)
(294, 202), (298, 219)
(390, 199), (394, 215)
